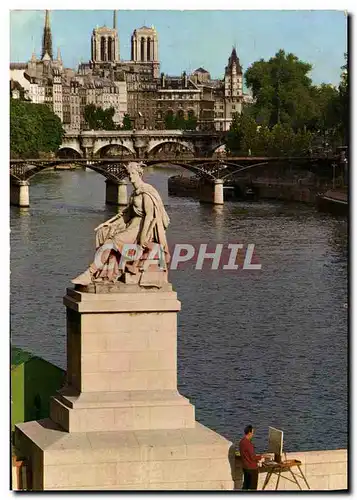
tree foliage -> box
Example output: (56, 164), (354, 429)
(164, 110), (198, 130)
(122, 113), (132, 130)
(10, 99), (64, 158)
(225, 112), (314, 156)
(338, 53), (348, 144)
(245, 50), (317, 130)
(226, 51), (349, 155)
(164, 110), (176, 130)
(186, 109), (198, 131)
(84, 104), (116, 130)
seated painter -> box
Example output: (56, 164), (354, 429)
(72, 162), (170, 286)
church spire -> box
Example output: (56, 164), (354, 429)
(226, 45), (242, 74)
(45, 9), (50, 29)
(113, 10), (117, 30)
(41, 10), (53, 60)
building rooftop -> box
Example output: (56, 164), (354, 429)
(10, 63), (27, 70)
(194, 67), (209, 74)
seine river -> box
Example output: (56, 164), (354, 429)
(10, 167), (347, 453)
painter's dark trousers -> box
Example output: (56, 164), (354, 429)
(242, 468), (259, 490)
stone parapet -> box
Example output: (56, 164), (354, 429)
(234, 449), (348, 491)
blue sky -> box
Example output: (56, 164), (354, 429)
(10, 10), (347, 86)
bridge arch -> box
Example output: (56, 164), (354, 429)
(93, 142), (136, 157)
(147, 140), (195, 158)
(57, 147), (83, 159)
(209, 143), (227, 157)
(95, 144), (135, 159)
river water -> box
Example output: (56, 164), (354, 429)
(10, 167), (348, 453)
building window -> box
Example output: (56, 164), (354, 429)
(100, 37), (106, 61)
(141, 37), (145, 62)
(147, 38), (151, 61)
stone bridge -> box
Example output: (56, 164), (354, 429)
(59, 130), (227, 159)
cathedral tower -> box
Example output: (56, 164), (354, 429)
(91, 10), (120, 64)
(41, 10), (53, 60)
(131, 26), (159, 63)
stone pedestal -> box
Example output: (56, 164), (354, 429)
(14, 285), (234, 491)
(199, 179), (224, 205)
(10, 180), (30, 207)
(105, 180), (128, 206)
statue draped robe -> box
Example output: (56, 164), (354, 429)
(93, 182), (170, 283)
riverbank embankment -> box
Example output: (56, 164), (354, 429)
(168, 175), (347, 207)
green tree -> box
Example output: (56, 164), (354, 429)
(99, 106), (116, 130)
(10, 99), (64, 158)
(245, 50), (317, 130)
(122, 113), (132, 130)
(338, 53), (348, 144)
(225, 113), (258, 155)
(254, 125), (272, 155)
(83, 104), (116, 130)
(185, 110), (198, 130)
(225, 112), (313, 157)
(164, 110), (175, 130)
(225, 113), (243, 154)
(269, 123), (296, 156)
(36, 104), (65, 153)
(175, 109), (186, 130)
(83, 103), (97, 130)
(312, 84), (340, 132)
(307, 83), (341, 150)
(162, 109), (198, 131)
(291, 128), (314, 156)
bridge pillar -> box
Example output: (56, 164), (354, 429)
(213, 179), (224, 205)
(199, 179), (224, 205)
(105, 179), (128, 206)
(10, 180), (30, 207)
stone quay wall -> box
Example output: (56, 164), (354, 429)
(168, 175), (329, 204)
(12, 447), (348, 490)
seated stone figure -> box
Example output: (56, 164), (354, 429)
(72, 162), (170, 287)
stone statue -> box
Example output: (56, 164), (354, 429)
(72, 162), (171, 288)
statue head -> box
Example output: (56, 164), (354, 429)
(126, 162), (145, 188)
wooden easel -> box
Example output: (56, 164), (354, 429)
(261, 456), (310, 491)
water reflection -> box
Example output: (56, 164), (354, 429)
(212, 205), (225, 234)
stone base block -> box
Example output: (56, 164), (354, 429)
(14, 419), (234, 491)
(50, 389), (195, 432)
